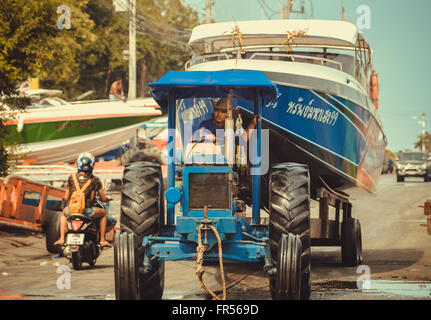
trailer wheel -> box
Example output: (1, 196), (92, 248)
(341, 218), (363, 266)
(114, 232), (140, 299)
(269, 163), (311, 300)
(271, 233), (302, 299)
(45, 212), (62, 254)
(118, 161), (165, 300)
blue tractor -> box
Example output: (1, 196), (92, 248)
(114, 70), (311, 300)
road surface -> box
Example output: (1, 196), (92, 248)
(0, 173), (431, 300)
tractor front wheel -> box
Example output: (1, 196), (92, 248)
(269, 163), (311, 300)
(114, 232), (140, 299)
(118, 161), (165, 300)
(272, 233), (302, 300)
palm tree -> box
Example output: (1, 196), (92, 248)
(414, 131), (431, 152)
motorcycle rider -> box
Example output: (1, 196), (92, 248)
(54, 152), (113, 248)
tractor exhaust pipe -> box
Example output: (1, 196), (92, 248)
(225, 90), (235, 166)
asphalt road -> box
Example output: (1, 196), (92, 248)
(1, 173), (431, 300)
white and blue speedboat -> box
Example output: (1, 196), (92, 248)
(185, 19), (386, 193)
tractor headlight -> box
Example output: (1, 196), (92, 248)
(189, 172), (231, 210)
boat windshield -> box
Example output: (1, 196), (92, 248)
(400, 153), (427, 161)
(186, 46), (357, 78)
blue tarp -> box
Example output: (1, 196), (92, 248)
(148, 70), (279, 111)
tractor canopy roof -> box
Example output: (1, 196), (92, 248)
(148, 70), (279, 112)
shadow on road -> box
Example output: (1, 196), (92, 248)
(311, 247), (424, 274)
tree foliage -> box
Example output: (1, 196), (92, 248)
(0, 0), (67, 175)
(0, 0), (199, 175)
(41, 0), (199, 99)
(414, 131), (431, 153)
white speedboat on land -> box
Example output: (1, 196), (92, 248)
(4, 97), (162, 164)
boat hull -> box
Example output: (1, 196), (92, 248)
(237, 82), (386, 193)
(15, 122), (152, 165)
(186, 58), (386, 193)
(4, 99), (162, 164)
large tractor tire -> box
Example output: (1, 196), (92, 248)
(45, 212), (62, 254)
(114, 232), (140, 299)
(120, 147), (163, 166)
(120, 147), (167, 187)
(119, 161), (165, 300)
(341, 218), (363, 267)
(272, 233), (302, 300)
(269, 163), (312, 300)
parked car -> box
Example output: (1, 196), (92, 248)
(396, 151), (431, 182)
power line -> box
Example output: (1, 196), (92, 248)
(110, 0), (191, 47)
(258, 0), (281, 18)
(112, 0), (191, 41)
(257, 0), (276, 19)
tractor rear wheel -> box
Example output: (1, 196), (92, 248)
(120, 147), (163, 166)
(119, 161), (165, 300)
(269, 163), (311, 300)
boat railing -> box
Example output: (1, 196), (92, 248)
(185, 51), (343, 71)
(248, 52), (343, 71)
(185, 53), (231, 70)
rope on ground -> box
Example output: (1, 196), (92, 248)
(195, 223), (226, 300)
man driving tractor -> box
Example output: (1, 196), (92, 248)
(196, 97), (261, 146)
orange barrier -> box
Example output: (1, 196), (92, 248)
(0, 175), (65, 232)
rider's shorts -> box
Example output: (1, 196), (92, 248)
(66, 207), (116, 226)
(66, 207), (95, 217)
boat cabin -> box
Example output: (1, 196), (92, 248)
(186, 20), (374, 100)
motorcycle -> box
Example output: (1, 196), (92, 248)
(63, 196), (116, 270)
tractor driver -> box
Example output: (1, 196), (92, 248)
(196, 97), (260, 148)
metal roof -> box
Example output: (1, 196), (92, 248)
(148, 70), (279, 111)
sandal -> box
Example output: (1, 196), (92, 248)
(99, 241), (112, 248)
(53, 240), (65, 246)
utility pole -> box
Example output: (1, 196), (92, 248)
(341, 0), (347, 21)
(128, 0), (137, 100)
(283, 0), (292, 19)
(283, 0), (304, 19)
(205, 0), (212, 24)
